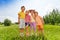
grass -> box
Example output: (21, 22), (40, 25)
(0, 24), (60, 40)
(44, 24), (60, 40)
(0, 24), (20, 40)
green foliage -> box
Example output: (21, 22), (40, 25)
(15, 22), (18, 24)
(43, 9), (60, 25)
(0, 22), (3, 25)
(0, 24), (60, 40)
(0, 22), (2, 25)
(4, 19), (11, 26)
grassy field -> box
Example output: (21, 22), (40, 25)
(44, 24), (60, 40)
(0, 24), (60, 40)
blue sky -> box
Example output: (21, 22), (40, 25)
(0, 0), (14, 5)
(0, 0), (60, 23)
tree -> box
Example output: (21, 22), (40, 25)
(43, 9), (60, 25)
(4, 19), (11, 26)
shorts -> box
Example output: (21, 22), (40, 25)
(37, 25), (43, 30)
(19, 19), (25, 28)
(25, 22), (30, 26)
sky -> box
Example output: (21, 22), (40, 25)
(0, 0), (60, 23)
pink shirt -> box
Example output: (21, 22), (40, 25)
(25, 14), (31, 22)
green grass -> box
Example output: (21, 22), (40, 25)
(0, 24), (20, 40)
(44, 24), (60, 40)
(0, 24), (60, 40)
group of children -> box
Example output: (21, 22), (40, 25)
(18, 6), (44, 36)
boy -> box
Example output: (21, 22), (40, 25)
(18, 6), (25, 36)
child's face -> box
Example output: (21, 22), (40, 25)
(30, 11), (34, 15)
(21, 7), (25, 12)
(35, 13), (38, 16)
(26, 11), (29, 14)
(31, 11), (34, 13)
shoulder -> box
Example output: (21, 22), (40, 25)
(18, 11), (22, 15)
(38, 16), (42, 19)
(29, 15), (31, 18)
(28, 14), (31, 16)
(38, 16), (41, 18)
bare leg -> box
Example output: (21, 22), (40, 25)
(25, 26), (29, 36)
(20, 28), (24, 36)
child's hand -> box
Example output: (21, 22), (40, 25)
(18, 22), (20, 24)
(18, 18), (20, 24)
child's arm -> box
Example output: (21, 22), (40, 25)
(29, 16), (31, 24)
(39, 16), (44, 25)
(18, 14), (20, 24)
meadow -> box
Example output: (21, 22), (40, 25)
(0, 24), (60, 40)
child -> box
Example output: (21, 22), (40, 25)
(34, 12), (44, 38)
(25, 10), (31, 36)
(29, 10), (36, 35)
(18, 6), (25, 36)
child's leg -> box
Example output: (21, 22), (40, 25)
(19, 19), (23, 33)
(37, 25), (42, 35)
(37, 25), (40, 31)
(40, 25), (45, 40)
(26, 27), (29, 36)
(41, 29), (45, 40)
(20, 19), (25, 36)
(30, 23), (33, 31)
(41, 29), (44, 35)
(26, 26), (28, 32)
(40, 25), (44, 35)
(19, 28), (24, 37)
(33, 22), (38, 36)
(25, 23), (29, 36)
(25, 23), (28, 32)
(33, 22), (36, 32)
(20, 28), (24, 33)
(30, 23), (34, 35)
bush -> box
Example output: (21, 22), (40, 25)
(0, 22), (2, 25)
(15, 22), (18, 24)
(0, 22), (3, 25)
(4, 19), (11, 26)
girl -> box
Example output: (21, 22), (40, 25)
(25, 10), (31, 36)
(29, 10), (36, 35)
(34, 12), (44, 39)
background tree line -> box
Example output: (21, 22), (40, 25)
(43, 9), (60, 25)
